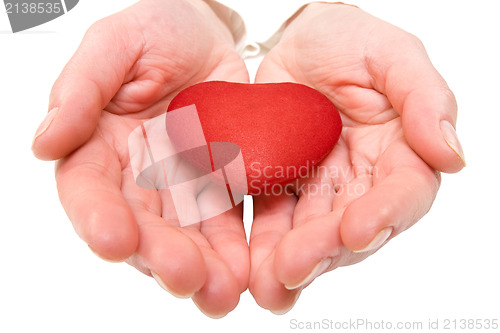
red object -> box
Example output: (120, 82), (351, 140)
(167, 81), (342, 195)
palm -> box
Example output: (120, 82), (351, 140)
(249, 3), (442, 312)
(80, 110), (248, 313)
(53, 0), (250, 318)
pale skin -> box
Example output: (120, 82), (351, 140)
(32, 0), (465, 318)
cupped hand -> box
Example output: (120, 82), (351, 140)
(249, 3), (465, 314)
(32, 0), (249, 318)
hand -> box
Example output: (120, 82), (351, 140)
(32, 0), (249, 318)
(249, 3), (465, 314)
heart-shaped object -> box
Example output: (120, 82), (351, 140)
(167, 81), (342, 195)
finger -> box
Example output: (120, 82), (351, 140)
(252, 252), (301, 315)
(56, 133), (139, 262)
(291, 139), (351, 228)
(200, 203), (250, 293)
(120, 157), (208, 298)
(162, 204), (242, 318)
(124, 166), (243, 316)
(366, 29), (465, 173)
(191, 250), (241, 319)
(129, 200), (240, 318)
(275, 159), (364, 290)
(134, 212), (208, 299)
(249, 194), (299, 313)
(32, 17), (142, 161)
(272, 147), (347, 290)
(274, 212), (344, 291)
(155, 168), (249, 294)
(132, 209), (241, 319)
(249, 194), (296, 282)
(291, 177), (335, 228)
(340, 139), (440, 253)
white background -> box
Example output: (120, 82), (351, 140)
(1, 1), (499, 332)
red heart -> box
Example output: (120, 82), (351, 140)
(167, 81), (342, 195)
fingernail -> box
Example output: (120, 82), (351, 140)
(33, 107), (59, 142)
(151, 271), (194, 299)
(440, 120), (466, 167)
(192, 298), (227, 319)
(284, 257), (333, 290)
(353, 227), (393, 253)
(88, 245), (122, 263)
(270, 289), (302, 315)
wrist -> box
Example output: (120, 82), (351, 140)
(140, 0), (244, 48)
(252, 1), (360, 59)
(184, 0), (244, 49)
(291, 1), (359, 26)
(203, 0), (245, 51)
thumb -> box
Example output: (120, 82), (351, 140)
(32, 18), (141, 160)
(369, 33), (465, 173)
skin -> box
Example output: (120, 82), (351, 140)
(250, 3), (464, 313)
(32, 1), (464, 318)
(33, 0), (250, 318)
